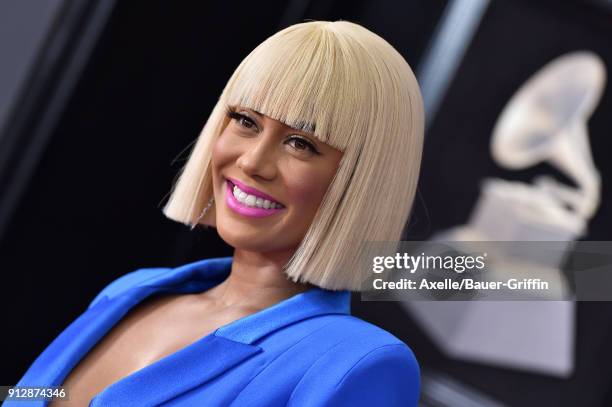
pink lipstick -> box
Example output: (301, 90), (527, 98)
(225, 178), (285, 218)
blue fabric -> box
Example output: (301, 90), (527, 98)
(5, 257), (420, 406)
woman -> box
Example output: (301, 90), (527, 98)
(8, 20), (424, 406)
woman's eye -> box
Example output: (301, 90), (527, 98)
(287, 136), (319, 154)
(237, 115), (256, 129)
(240, 117), (256, 129)
(228, 110), (257, 130)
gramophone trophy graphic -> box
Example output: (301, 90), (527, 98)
(401, 51), (606, 377)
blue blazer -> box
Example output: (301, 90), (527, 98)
(7, 257), (420, 406)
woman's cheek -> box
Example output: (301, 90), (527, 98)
(212, 131), (237, 167)
(286, 168), (332, 209)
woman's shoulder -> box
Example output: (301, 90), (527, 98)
(87, 257), (231, 309)
(302, 314), (412, 353)
(88, 266), (172, 308)
(286, 314), (420, 406)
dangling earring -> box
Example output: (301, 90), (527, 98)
(191, 198), (215, 230)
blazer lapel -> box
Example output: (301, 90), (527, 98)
(16, 286), (156, 389)
(216, 286), (352, 344)
(88, 335), (261, 407)
(19, 259), (233, 384)
(8, 287), (161, 407)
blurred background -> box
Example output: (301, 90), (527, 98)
(1, 0), (611, 406)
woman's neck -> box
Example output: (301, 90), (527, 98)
(202, 249), (314, 310)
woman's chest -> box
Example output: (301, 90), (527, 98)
(48, 295), (251, 406)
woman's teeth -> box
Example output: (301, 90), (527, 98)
(232, 185), (283, 209)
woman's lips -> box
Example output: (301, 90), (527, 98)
(226, 177), (283, 205)
(225, 179), (285, 218)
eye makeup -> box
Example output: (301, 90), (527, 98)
(225, 106), (321, 155)
(226, 107), (259, 131)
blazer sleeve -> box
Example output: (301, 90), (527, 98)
(287, 343), (420, 407)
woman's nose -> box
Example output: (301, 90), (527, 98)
(236, 133), (278, 180)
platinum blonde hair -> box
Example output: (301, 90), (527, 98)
(163, 21), (424, 291)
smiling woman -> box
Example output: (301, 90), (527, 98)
(8, 20), (424, 407)
(211, 106), (344, 255)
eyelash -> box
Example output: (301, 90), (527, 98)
(227, 109), (257, 130)
(286, 135), (320, 155)
(225, 108), (320, 155)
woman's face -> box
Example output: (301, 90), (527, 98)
(211, 106), (343, 255)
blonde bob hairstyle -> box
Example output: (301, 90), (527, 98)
(163, 20), (424, 291)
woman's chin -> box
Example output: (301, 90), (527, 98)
(217, 228), (287, 254)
